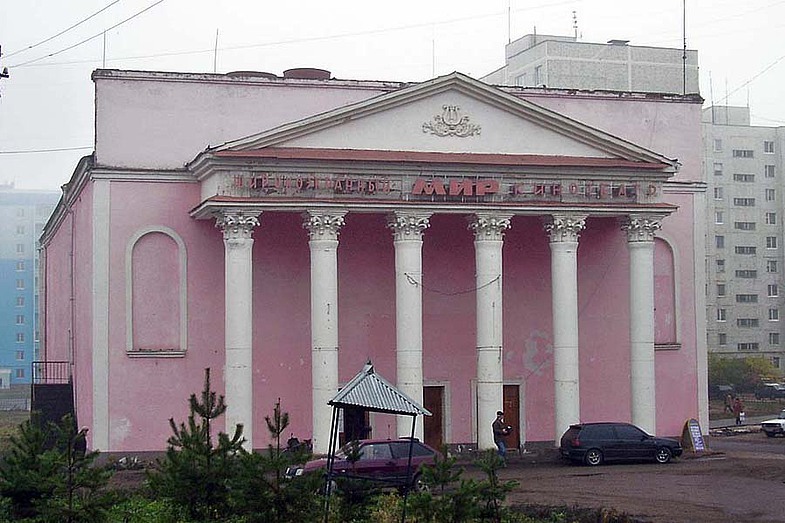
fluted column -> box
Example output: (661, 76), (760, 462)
(215, 209), (262, 449)
(304, 211), (346, 454)
(469, 213), (512, 450)
(544, 214), (586, 446)
(622, 215), (662, 435)
(387, 211), (431, 439)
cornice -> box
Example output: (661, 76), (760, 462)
(40, 155), (93, 248)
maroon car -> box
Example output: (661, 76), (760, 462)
(286, 438), (437, 489)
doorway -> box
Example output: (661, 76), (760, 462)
(503, 384), (521, 450)
(424, 385), (444, 449)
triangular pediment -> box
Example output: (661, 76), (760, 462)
(205, 72), (677, 168)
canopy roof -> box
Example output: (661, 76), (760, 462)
(329, 362), (432, 417)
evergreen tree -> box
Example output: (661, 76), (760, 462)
(148, 368), (246, 521)
(0, 413), (58, 519)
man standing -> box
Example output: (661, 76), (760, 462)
(492, 411), (511, 461)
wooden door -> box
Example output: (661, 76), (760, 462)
(503, 385), (520, 450)
(423, 386), (444, 450)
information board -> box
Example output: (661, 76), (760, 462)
(681, 418), (706, 452)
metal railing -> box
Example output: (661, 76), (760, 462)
(31, 361), (72, 385)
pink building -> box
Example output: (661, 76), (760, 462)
(40, 68), (707, 453)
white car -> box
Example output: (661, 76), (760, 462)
(761, 409), (785, 437)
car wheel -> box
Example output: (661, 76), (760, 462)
(765, 431), (775, 438)
(412, 473), (429, 493)
(584, 448), (603, 466)
(655, 447), (672, 464)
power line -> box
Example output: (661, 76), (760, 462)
(0, 146), (92, 155)
(9, 0), (166, 68)
(13, 0), (576, 69)
(4, 0), (122, 59)
(715, 53), (785, 106)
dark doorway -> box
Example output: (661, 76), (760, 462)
(341, 406), (371, 445)
(424, 386), (444, 449)
(503, 385), (520, 450)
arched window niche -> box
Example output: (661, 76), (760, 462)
(654, 235), (680, 350)
(126, 226), (187, 357)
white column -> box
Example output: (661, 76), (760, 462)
(215, 209), (262, 450)
(469, 213), (511, 450)
(544, 214), (586, 445)
(622, 215), (662, 435)
(304, 211), (346, 454)
(387, 212), (431, 439)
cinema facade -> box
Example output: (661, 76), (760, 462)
(40, 69), (706, 453)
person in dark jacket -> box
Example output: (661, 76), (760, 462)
(492, 411), (511, 461)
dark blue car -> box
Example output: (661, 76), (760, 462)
(560, 422), (683, 466)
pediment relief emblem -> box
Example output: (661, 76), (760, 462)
(422, 105), (481, 137)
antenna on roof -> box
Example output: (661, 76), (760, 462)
(682, 0), (686, 95)
(573, 11), (578, 40)
(507, 0), (511, 44)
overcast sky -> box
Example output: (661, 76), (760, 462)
(1, 0), (784, 191)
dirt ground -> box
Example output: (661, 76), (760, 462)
(494, 431), (785, 523)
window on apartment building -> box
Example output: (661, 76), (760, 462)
(768, 260), (779, 273)
(770, 332), (781, 345)
(733, 198), (756, 206)
(766, 212), (777, 225)
(737, 318), (759, 328)
(735, 270), (757, 278)
(717, 283), (726, 296)
(733, 149), (754, 158)
(764, 141), (775, 153)
(736, 294), (758, 303)
(15, 279), (24, 290)
(738, 342), (760, 351)
(765, 165), (776, 178)
(717, 308), (727, 321)
(715, 211), (724, 224)
(717, 259), (726, 272)
(767, 237), (778, 249)
(713, 162), (723, 176)
(16, 333), (24, 343)
(774, 356), (782, 368)
(15, 369), (24, 379)
(769, 284), (779, 297)
(16, 225), (25, 235)
(735, 246), (757, 255)
(713, 139), (723, 152)
(715, 235), (725, 248)
(770, 308), (780, 321)
(734, 221), (756, 230)
(515, 73), (527, 86)
(15, 315), (24, 325)
(15, 261), (25, 271)
(15, 350), (24, 361)
(714, 187), (724, 199)
(15, 296), (24, 307)
(534, 65), (543, 86)
(766, 189), (776, 201)
(16, 244), (24, 253)
(718, 333), (727, 345)
(733, 173), (755, 182)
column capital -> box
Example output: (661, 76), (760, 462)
(468, 213), (512, 241)
(387, 211), (432, 241)
(214, 209), (262, 240)
(622, 215), (663, 243)
(303, 210), (347, 240)
(543, 214), (587, 243)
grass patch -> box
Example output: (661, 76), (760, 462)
(0, 411), (29, 452)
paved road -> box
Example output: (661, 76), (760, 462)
(709, 414), (774, 429)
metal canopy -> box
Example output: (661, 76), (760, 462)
(328, 361), (432, 417)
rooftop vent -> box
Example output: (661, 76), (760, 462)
(283, 68), (331, 80)
(607, 39), (630, 46)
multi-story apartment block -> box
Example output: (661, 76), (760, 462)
(482, 33), (699, 94)
(703, 106), (785, 369)
(0, 184), (59, 386)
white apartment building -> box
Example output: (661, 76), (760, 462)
(703, 106), (785, 369)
